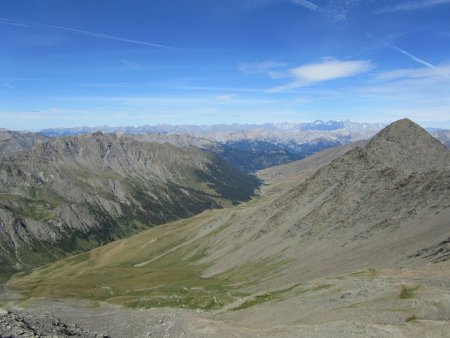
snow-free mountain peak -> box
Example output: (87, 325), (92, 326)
(364, 118), (450, 173)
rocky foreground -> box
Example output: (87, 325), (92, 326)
(0, 308), (110, 338)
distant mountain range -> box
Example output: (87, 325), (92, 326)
(39, 120), (386, 137)
(2, 121), (449, 175)
(35, 120), (450, 171)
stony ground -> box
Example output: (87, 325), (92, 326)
(0, 307), (110, 338)
(1, 262), (449, 338)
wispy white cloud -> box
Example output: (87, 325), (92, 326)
(121, 59), (144, 69)
(287, 1), (438, 75)
(213, 94), (236, 103)
(290, 59), (372, 82)
(363, 30), (441, 73)
(390, 45), (435, 69)
(385, 43), (450, 80)
(269, 59), (373, 92)
(0, 94), (283, 130)
(377, 0), (450, 13)
(2, 82), (14, 90)
(341, 61), (450, 124)
(0, 17), (172, 49)
(291, 0), (347, 21)
(374, 64), (450, 82)
(163, 84), (265, 93)
(238, 61), (287, 78)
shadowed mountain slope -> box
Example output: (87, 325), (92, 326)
(0, 132), (259, 280)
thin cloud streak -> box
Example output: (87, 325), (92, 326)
(287, 1), (443, 74)
(374, 64), (450, 82)
(291, 0), (346, 21)
(3, 83), (15, 90)
(370, 33), (450, 80)
(0, 17), (173, 49)
(238, 61), (287, 79)
(377, 0), (450, 13)
(362, 30), (445, 76)
(391, 45), (435, 69)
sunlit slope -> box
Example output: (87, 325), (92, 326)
(9, 119), (450, 314)
(197, 119), (450, 283)
(9, 200), (286, 310)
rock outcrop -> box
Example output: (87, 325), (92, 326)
(0, 308), (109, 338)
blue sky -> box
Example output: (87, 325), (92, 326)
(1, 0), (450, 130)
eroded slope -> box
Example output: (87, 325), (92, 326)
(0, 132), (259, 280)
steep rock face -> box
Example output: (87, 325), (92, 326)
(0, 133), (259, 279)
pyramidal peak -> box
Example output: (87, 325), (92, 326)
(371, 118), (432, 143)
(363, 118), (450, 173)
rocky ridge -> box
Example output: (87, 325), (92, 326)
(0, 132), (259, 280)
(0, 129), (47, 158)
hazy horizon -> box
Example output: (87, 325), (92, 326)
(4, 118), (450, 133)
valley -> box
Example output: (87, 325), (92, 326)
(1, 119), (450, 337)
(0, 132), (259, 281)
